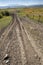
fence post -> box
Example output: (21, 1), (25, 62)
(33, 14), (34, 19)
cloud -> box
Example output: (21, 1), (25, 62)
(0, 3), (8, 6)
(0, 0), (43, 6)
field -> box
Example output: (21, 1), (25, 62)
(17, 8), (43, 23)
(0, 9), (12, 30)
(0, 16), (12, 30)
(0, 7), (43, 30)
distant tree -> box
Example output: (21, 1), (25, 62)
(1, 11), (5, 16)
(1, 11), (9, 16)
(0, 14), (3, 18)
(5, 11), (9, 16)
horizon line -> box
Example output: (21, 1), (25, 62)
(0, 3), (43, 7)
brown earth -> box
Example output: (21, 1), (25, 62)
(0, 14), (43, 65)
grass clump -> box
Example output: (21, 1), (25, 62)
(0, 16), (12, 30)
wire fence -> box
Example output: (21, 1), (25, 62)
(26, 14), (43, 23)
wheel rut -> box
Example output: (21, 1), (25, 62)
(0, 14), (42, 65)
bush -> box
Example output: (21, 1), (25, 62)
(1, 11), (9, 16)
(1, 11), (4, 16)
(5, 11), (9, 16)
(0, 14), (3, 18)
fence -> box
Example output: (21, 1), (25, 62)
(26, 14), (43, 23)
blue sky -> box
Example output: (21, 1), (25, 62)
(0, 0), (43, 6)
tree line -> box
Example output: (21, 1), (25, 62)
(0, 11), (10, 18)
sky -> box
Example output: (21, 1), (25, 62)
(0, 0), (43, 6)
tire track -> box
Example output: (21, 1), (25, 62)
(16, 15), (41, 65)
(0, 14), (42, 65)
(0, 15), (22, 65)
(20, 16), (43, 65)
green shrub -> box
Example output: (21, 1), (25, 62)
(1, 11), (9, 16)
(5, 11), (9, 16)
(0, 14), (3, 18)
(1, 11), (4, 16)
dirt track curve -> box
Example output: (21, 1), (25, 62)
(0, 13), (43, 65)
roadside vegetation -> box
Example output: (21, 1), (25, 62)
(17, 8), (43, 23)
(0, 7), (43, 30)
(0, 9), (12, 30)
(0, 16), (12, 30)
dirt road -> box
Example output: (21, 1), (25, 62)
(0, 14), (42, 65)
